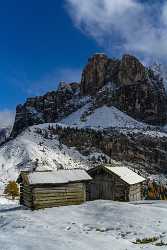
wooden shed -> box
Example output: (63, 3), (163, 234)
(17, 169), (92, 210)
(87, 165), (145, 202)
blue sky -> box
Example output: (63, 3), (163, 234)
(0, 0), (101, 111)
(1, 0), (167, 116)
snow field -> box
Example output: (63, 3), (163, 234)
(0, 199), (167, 250)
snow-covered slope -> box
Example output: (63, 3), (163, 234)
(0, 122), (119, 190)
(0, 125), (92, 189)
(0, 199), (167, 250)
(61, 104), (147, 129)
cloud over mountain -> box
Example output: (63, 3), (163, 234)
(65, 0), (167, 60)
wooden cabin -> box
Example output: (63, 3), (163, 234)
(17, 169), (92, 210)
(87, 165), (145, 202)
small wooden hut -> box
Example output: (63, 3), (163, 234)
(17, 169), (92, 210)
(87, 165), (145, 202)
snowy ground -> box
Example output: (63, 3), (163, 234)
(0, 199), (167, 250)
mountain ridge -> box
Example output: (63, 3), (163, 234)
(11, 53), (167, 137)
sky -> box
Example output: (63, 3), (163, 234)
(1, 0), (167, 126)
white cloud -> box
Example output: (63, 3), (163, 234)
(0, 110), (15, 128)
(65, 0), (167, 60)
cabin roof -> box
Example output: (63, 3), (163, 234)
(89, 165), (145, 185)
(21, 169), (92, 185)
(105, 166), (145, 185)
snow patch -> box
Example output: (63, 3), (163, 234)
(61, 104), (147, 129)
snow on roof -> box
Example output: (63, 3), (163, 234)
(104, 166), (145, 185)
(27, 169), (92, 185)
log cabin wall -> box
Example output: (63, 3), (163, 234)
(87, 168), (130, 201)
(29, 182), (86, 210)
(21, 184), (33, 209)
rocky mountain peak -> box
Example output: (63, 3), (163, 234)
(118, 54), (146, 85)
(80, 53), (109, 96)
(79, 53), (167, 125)
(80, 53), (148, 96)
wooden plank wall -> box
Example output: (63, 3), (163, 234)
(129, 183), (142, 201)
(87, 169), (130, 201)
(31, 182), (86, 210)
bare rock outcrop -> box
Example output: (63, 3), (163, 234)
(11, 82), (83, 137)
(118, 54), (146, 85)
(80, 53), (109, 95)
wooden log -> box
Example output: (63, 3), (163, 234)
(34, 196), (84, 202)
(22, 190), (32, 196)
(23, 199), (33, 208)
(33, 191), (84, 197)
(23, 189), (31, 194)
(23, 194), (32, 200)
(34, 196), (84, 203)
(23, 196), (32, 203)
(34, 197), (84, 205)
(23, 191), (32, 198)
(33, 187), (84, 193)
(34, 201), (83, 209)
(23, 184), (31, 189)
(34, 195), (84, 202)
(22, 188), (32, 193)
(33, 182), (83, 189)
(23, 190), (32, 195)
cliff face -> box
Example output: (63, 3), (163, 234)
(11, 53), (167, 137)
(11, 82), (84, 137)
(80, 53), (147, 95)
(118, 54), (146, 85)
(81, 54), (167, 125)
(80, 54), (110, 95)
(44, 125), (167, 175)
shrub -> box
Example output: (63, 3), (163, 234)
(4, 181), (19, 199)
(134, 236), (159, 244)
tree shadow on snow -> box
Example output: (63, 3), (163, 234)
(0, 205), (28, 213)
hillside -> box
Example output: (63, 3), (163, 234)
(0, 124), (90, 189)
(1, 122), (125, 189)
(1, 118), (167, 190)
